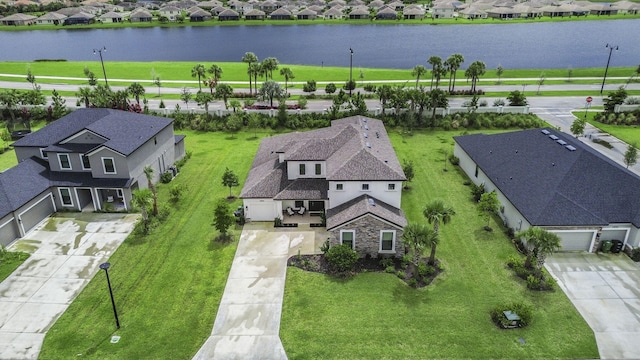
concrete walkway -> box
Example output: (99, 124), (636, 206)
(0, 213), (138, 360)
(546, 253), (640, 359)
(193, 223), (323, 360)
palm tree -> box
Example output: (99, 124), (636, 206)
(242, 52), (258, 95)
(262, 57), (279, 79)
(425, 228), (440, 266)
(427, 88), (448, 121)
(258, 80), (286, 107)
(279, 67), (295, 94)
(127, 82), (145, 105)
(423, 200), (455, 234)
(411, 65), (427, 89)
(143, 166), (158, 216)
(516, 227), (561, 272)
(402, 223), (430, 265)
(214, 83), (234, 109)
(427, 56), (442, 90)
(464, 60), (486, 94)
(206, 64), (223, 94)
(131, 188), (153, 234)
(376, 84), (394, 114)
(191, 64), (206, 91)
(195, 91), (214, 118)
(445, 54), (464, 92)
(76, 87), (92, 108)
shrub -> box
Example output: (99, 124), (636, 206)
(297, 98), (308, 110)
(631, 248), (640, 262)
(493, 98), (505, 107)
(379, 257), (394, 268)
(490, 302), (533, 328)
(325, 83), (336, 94)
(396, 270), (406, 279)
(303, 80), (317, 93)
(526, 274), (541, 290)
(160, 171), (173, 184)
(274, 217), (282, 227)
(320, 239), (330, 254)
(385, 265), (396, 274)
(506, 254), (524, 269)
(407, 278), (418, 288)
(363, 84), (377, 92)
(401, 253), (412, 268)
(448, 154), (460, 165)
(325, 244), (359, 274)
(471, 182), (485, 202)
(169, 184), (185, 203)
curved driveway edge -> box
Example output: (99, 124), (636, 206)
(0, 213), (138, 360)
(193, 223), (321, 360)
(545, 253), (640, 359)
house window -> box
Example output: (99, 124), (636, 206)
(336, 183), (344, 191)
(40, 148), (48, 159)
(388, 183), (396, 191)
(315, 163), (321, 175)
(80, 154), (91, 170)
(58, 154), (71, 170)
(299, 164), (306, 175)
(58, 188), (73, 206)
(102, 157), (116, 174)
(380, 230), (396, 252)
(475, 165), (478, 178)
(340, 230), (355, 249)
(154, 137), (157, 145)
(294, 200), (304, 208)
(116, 189), (124, 198)
(362, 183), (370, 191)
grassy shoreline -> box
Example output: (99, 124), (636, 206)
(0, 14), (638, 32)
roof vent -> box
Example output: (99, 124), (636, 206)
(365, 142), (371, 148)
(368, 198), (375, 206)
(541, 129), (550, 135)
(362, 118), (367, 123)
(566, 145), (577, 151)
(364, 125), (369, 130)
(549, 135), (559, 140)
(363, 133), (368, 138)
(556, 140), (567, 145)
(375, 132), (380, 138)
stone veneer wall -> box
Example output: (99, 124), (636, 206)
(329, 215), (405, 258)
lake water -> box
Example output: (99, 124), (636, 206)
(0, 19), (638, 69)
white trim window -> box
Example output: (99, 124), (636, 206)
(340, 230), (355, 249)
(57, 153), (72, 170)
(387, 183), (396, 191)
(80, 154), (91, 170)
(58, 187), (73, 207)
(336, 183), (344, 191)
(102, 157), (116, 174)
(40, 148), (48, 159)
(315, 163), (321, 175)
(361, 183), (370, 191)
(299, 163), (306, 175)
(379, 230), (396, 253)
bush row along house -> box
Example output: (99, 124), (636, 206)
(2, 0), (636, 25)
(0, 109), (186, 246)
(240, 116), (407, 258)
(454, 128), (640, 253)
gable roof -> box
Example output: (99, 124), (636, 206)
(13, 108), (173, 157)
(326, 194), (407, 230)
(454, 128), (640, 227)
(0, 157), (50, 219)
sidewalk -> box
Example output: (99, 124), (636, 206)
(192, 224), (322, 360)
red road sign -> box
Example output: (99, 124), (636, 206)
(586, 96), (593, 103)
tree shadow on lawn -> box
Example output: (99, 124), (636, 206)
(474, 228), (495, 242)
(392, 281), (430, 308)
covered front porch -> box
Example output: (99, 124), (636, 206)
(280, 200), (327, 226)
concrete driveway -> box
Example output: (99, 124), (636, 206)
(545, 253), (640, 359)
(0, 212), (138, 360)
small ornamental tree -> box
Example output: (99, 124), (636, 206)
(325, 83), (337, 94)
(624, 143), (638, 169)
(603, 86), (627, 113)
(507, 90), (528, 106)
(213, 198), (234, 242)
(222, 167), (239, 198)
(402, 159), (415, 189)
(570, 118), (586, 138)
(478, 191), (500, 230)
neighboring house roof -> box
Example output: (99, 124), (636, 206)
(245, 8), (266, 15)
(1, 13), (37, 21)
(323, 7), (343, 16)
(241, 116), (405, 199)
(218, 9), (240, 16)
(350, 5), (369, 14)
(0, 157), (50, 219)
(454, 128), (640, 227)
(13, 108), (173, 157)
(37, 12), (68, 20)
(67, 11), (95, 20)
(189, 8), (211, 16)
(130, 9), (153, 17)
(100, 11), (123, 19)
(326, 194), (407, 230)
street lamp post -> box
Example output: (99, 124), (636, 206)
(600, 43), (618, 94)
(349, 48), (354, 97)
(93, 46), (108, 87)
(99, 262), (120, 329)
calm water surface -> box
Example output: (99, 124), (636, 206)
(0, 19), (638, 69)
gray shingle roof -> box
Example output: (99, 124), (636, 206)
(0, 158), (50, 218)
(13, 108), (173, 157)
(273, 178), (327, 200)
(454, 128), (640, 227)
(326, 194), (407, 230)
(240, 116), (405, 199)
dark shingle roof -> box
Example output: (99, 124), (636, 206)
(0, 158), (50, 218)
(273, 179), (328, 200)
(13, 109), (173, 157)
(454, 128), (640, 227)
(326, 195), (407, 230)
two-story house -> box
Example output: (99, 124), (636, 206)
(240, 116), (407, 257)
(0, 109), (185, 246)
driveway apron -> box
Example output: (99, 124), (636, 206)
(193, 223), (318, 360)
(0, 213), (138, 360)
(546, 253), (640, 359)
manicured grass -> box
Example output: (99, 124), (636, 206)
(39, 130), (263, 359)
(280, 129), (598, 359)
(0, 147), (17, 171)
(0, 250), (29, 283)
(579, 112), (640, 145)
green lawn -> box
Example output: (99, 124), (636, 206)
(39, 130), (261, 359)
(0, 250), (29, 282)
(586, 115), (640, 146)
(280, 130), (598, 359)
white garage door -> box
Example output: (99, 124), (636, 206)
(557, 231), (595, 252)
(248, 203), (275, 221)
(600, 228), (628, 242)
(0, 218), (19, 246)
(19, 195), (55, 235)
